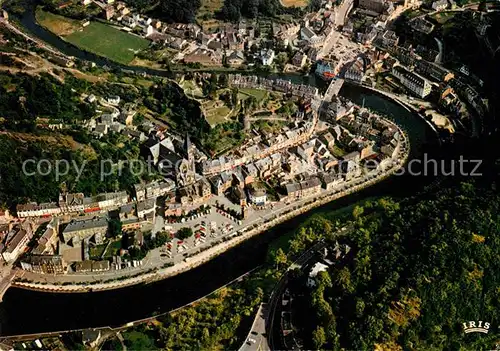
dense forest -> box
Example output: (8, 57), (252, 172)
(121, 0), (200, 22)
(288, 182), (500, 350)
(143, 82), (209, 139)
(0, 73), (94, 131)
(103, 181), (500, 350)
(124, 0), (313, 23)
(217, 0), (316, 22)
(0, 132), (159, 210)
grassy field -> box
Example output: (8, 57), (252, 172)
(205, 106), (231, 126)
(197, 0), (224, 32)
(36, 8), (81, 36)
(103, 239), (122, 258)
(280, 0), (309, 7)
(65, 22), (150, 64)
(197, 0), (224, 18)
(90, 244), (107, 260)
(180, 80), (204, 98)
(239, 88), (268, 102)
(331, 145), (347, 158)
(430, 12), (457, 25)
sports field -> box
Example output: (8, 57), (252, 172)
(280, 0), (309, 7)
(36, 8), (81, 36)
(65, 22), (150, 64)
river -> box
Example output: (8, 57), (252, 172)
(0, 8), (440, 336)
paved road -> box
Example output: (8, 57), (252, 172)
(335, 0), (354, 27)
(239, 304), (270, 351)
(266, 239), (328, 350)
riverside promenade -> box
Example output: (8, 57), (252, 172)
(11, 128), (409, 295)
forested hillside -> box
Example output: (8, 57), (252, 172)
(296, 183), (500, 350)
(0, 71), (205, 209)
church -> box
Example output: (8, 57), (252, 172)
(143, 133), (197, 187)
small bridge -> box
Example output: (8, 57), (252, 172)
(323, 78), (344, 103)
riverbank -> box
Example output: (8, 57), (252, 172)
(12, 132), (408, 294)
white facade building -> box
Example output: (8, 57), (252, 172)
(392, 65), (432, 98)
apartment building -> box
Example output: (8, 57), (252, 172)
(2, 226), (33, 263)
(16, 202), (61, 218)
(392, 65), (432, 98)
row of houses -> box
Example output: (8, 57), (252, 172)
(201, 120), (314, 175)
(228, 74), (319, 99)
(15, 191), (129, 218)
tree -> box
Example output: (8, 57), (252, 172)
(160, 0), (201, 23)
(123, 331), (156, 350)
(201, 327), (210, 344)
(177, 227), (193, 240)
(353, 205), (364, 219)
(231, 88), (239, 108)
(108, 218), (122, 238)
(132, 113), (145, 126)
(312, 326), (326, 349)
(218, 74), (228, 88)
(272, 248), (288, 269)
(275, 52), (288, 72)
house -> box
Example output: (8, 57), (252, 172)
(300, 27), (316, 41)
(208, 40), (223, 51)
(320, 132), (335, 148)
(285, 182), (301, 199)
(151, 20), (162, 29)
(83, 329), (102, 349)
(87, 94), (96, 103)
(32, 218), (59, 255)
(178, 178), (211, 206)
(2, 226), (32, 263)
(134, 180), (176, 201)
(20, 255), (66, 274)
(120, 105), (137, 125)
(247, 183), (267, 206)
(358, 0), (389, 13)
(414, 60), (454, 83)
(209, 172), (232, 196)
(343, 151), (361, 163)
(0, 209), (11, 224)
(122, 16), (136, 28)
(169, 38), (186, 50)
(431, 0), (448, 10)
(145, 25), (154, 36)
(380, 30), (399, 48)
(100, 114), (114, 125)
(137, 198), (156, 220)
(260, 49), (275, 66)
(320, 172), (344, 191)
(299, 176), (322, 197)
(119, 7), (130, 16)
(307, 262), (329, 287)
(292, 52), (307, 68)
(184, 49), (222, 66)
(227, 51), (245, 66)
(107, 96), (120, 105)
(93, 124), (108, 138)
(104, 6), (114, 20)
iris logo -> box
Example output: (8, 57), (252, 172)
(462, 321), (491, 334)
